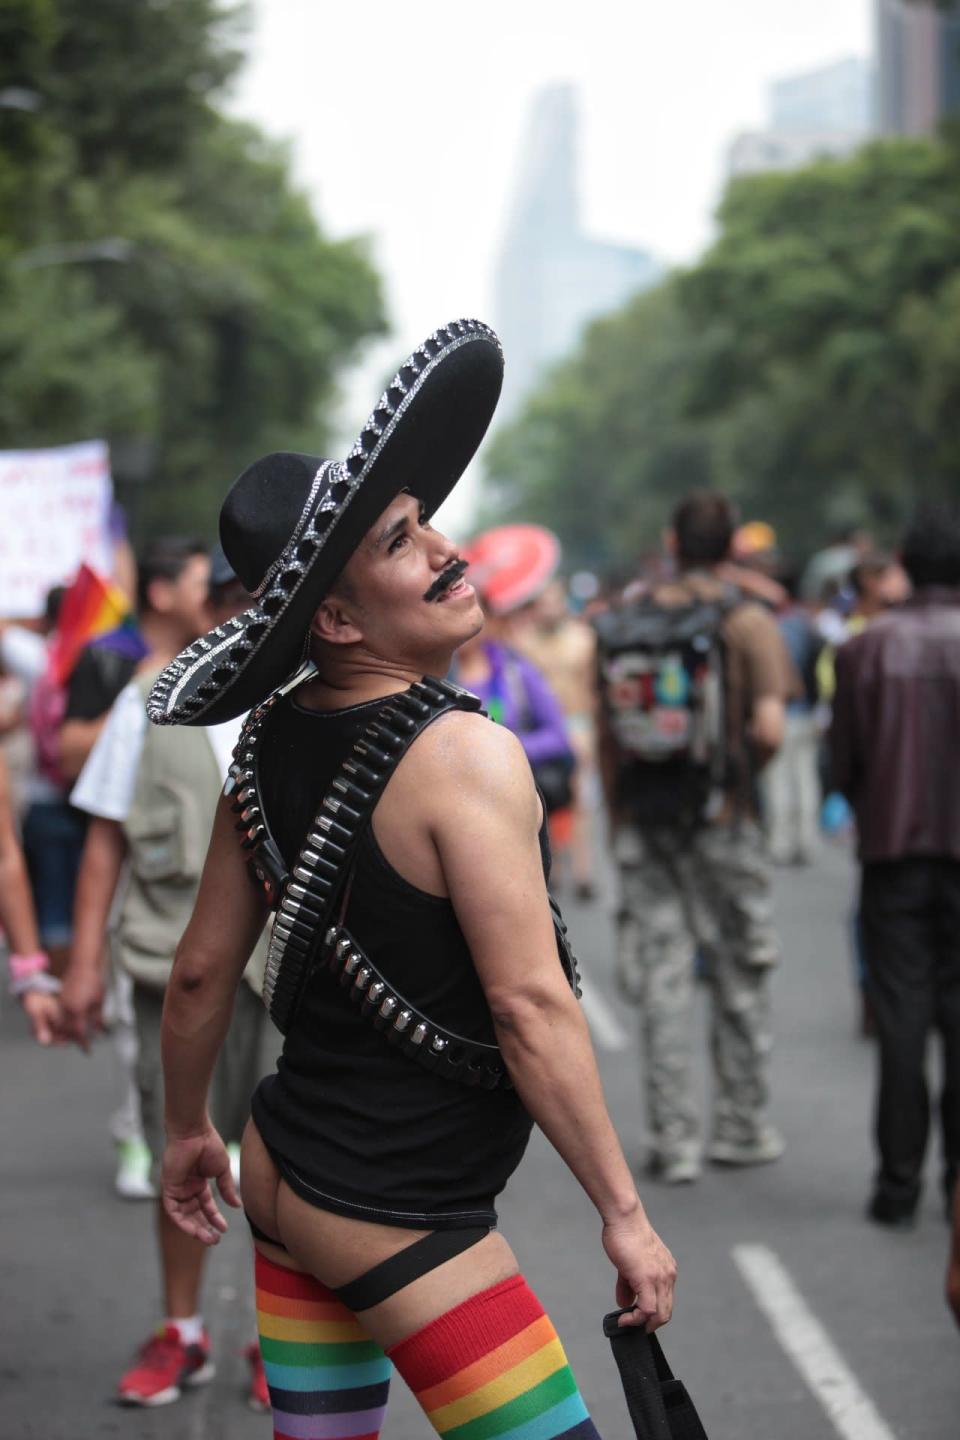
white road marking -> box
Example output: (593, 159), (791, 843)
(732, 1244), (897, 1440)
(579, 972), (630, 1051)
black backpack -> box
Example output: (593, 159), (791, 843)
(592, 586), (740, 827)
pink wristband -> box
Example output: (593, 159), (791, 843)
(9, 952), (50, 982)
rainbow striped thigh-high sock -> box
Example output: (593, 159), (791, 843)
(387, 1274), (602, 1440)
(254, 1251), (393, 1440)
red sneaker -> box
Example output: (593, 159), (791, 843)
(117, 1325), (215, 1406)
(246, 1340), (270, 1412)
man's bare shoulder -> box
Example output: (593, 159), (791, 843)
(388, 708), (532, 814)
(414, 707), (528, 776)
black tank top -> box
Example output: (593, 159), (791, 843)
(250, 692), (538, 1227)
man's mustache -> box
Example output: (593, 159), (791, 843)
(423, 558), (468, 602)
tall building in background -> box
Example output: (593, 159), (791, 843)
(727, 55), (874, 178)
(770, 56), (874, 133)
(876, 0), (960, 135)
(495, 84), (661, 418)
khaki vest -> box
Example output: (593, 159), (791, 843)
(116, 673), (266, 992)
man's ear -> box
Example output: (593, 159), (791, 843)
(310, 596), (363, 647)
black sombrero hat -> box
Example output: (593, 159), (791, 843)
(147, 319), (503, 727)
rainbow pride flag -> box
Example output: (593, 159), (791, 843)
(48, 563), (136, 685)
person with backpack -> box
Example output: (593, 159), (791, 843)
(594, 491), (794, 1185)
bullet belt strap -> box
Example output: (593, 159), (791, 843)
(225, 665), (581, 1081)
(318, 883), (581, 1092)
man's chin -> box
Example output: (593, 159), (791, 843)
(460, 601), (485, 639)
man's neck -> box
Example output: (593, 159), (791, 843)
(299, 645), (456, 710)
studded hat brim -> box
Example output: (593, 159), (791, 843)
(147, 320), (503, 727)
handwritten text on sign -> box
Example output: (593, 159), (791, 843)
(0, 440), (114, 617)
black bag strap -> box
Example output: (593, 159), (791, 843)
(604, 1311), (674, 1440)
(603, 1310), (708, 1440)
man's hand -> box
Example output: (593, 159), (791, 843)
(60, 964), (106, 1050)
(602, 1210), (678, 1332)
(21, 990), (66, 1046)
(162, 1127), (241, 1246)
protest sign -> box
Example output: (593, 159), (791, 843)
(0, 440), (114, 617)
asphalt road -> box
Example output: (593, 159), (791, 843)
(2, 843), (958, 1439)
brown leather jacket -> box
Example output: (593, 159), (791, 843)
(831, 591), (960, 862)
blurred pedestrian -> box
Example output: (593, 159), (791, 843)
(455, 528), (576, 840)
(831, 503), (960, 1229)
(0, 588), (85, 978)
(0, 749), (63, 1045)
(594, 491), (793, 1183)
(815, 550), (910, 705)
(515, 579), (599, 900)
(761, 569), (823, 866)
(800, 526), (872, 605)
(60, 539), (271, 1408)
(817, 552), (911, 1033)
(58, 548), (185, 1197)
(452, 608), (575, 827)
(57, 587), (149, 786)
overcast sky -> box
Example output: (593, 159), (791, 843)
(232, 0), (873, 529)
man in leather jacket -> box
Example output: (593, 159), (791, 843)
(832, 501), (960, 1229)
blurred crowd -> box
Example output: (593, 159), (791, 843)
(1, 486), (958, 1407)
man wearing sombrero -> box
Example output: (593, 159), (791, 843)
(151, 320), (675, 1438)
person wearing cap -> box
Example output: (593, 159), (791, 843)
(149, 321), (675, 1440)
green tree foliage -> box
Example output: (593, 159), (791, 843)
(487, 135), (960, 571)
(0, 0), (386, 533)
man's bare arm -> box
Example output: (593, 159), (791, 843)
(162, 795), (270, 1137)
(0, 755), (62, 1044)
(61, 817), (127, 1046)
(0, 754), (43, 956)
(159, 795), (269, 1242)
(428, 713), (676, 1330)
(749, 694), (785, 769)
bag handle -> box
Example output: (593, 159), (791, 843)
(603, 1310), (674, 1440)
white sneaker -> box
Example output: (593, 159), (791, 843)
(662, 1153), (701, 1184)
(647, 1150), (702, 1185)
(115, 1138), (156, 1200)
(707, 1127), (785, 1167)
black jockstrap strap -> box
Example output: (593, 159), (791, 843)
(331, 1226), (490, 1311)
(245, 1215), (490, 1309)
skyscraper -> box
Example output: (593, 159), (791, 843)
(727, 56), (874, 178)
(770, 57), (874, 135)
(876, 0), (960, 135)
(494, 84), (660, 418)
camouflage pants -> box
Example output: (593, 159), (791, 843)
(614, 819), (779, 1162)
